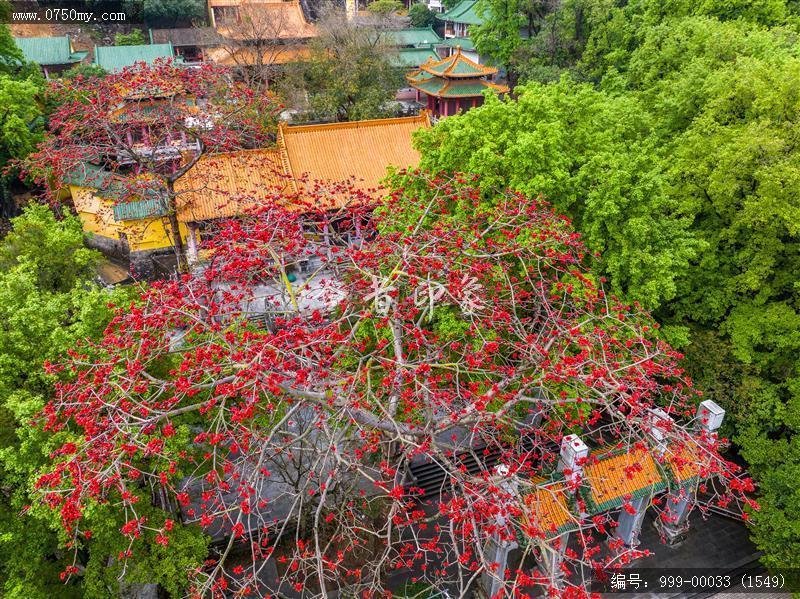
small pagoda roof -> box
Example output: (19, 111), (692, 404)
(417, 47), (496, 78)
(521, 480), (578, 540)
(582, 447), (667, 513)
(408, 74), (506, 98)
(406, 50), (508, 98)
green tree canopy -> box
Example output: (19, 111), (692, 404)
(408, 3), (437, 27)
(0, 206), (206, 596)
(0, 75), (42, 169)
(415, 5), (800, 570)
(142, 0), (206, 27)
(284, 11), (403, 122)
(113, 30), (146, 46)
(367, 0), (404, 15)
(415, 82), (700, 308)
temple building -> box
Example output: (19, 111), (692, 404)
(93, 43), (179, 72)
(152, 0), (316, 75)
(406, 47), (508, 117)
(382, 27), (442, 70)
(13, 35), (88, 77)
(435, 0), (482, 62)
(61, 114), (430, 276)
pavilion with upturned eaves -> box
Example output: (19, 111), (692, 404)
(406, 47), (509, 118)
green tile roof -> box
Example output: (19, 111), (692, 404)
(436, 0), (483, 26)
(112, 198), (168, 221)
(63, 162), (168, 221)
(441, 36), (475, 52)
(391, 47), (440, 68)
(381, 27), (442, 47)
(63, 162), (117, 192)
(417, 50), (497, 78)
(14, 36), (87, 66)
(408, 75), (500, 97)
(93, 43), (177, 72)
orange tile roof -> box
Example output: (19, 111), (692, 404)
(173, 114), (430, 221)
(277, 113), (430, 200)
(204, 44), (312, 66)
(584, 448), (665, 510)
(522, 483), (574, 539)
(664, 443), (712, 484)
(175, 149), (289, 221)
(211, 0), (317, 40)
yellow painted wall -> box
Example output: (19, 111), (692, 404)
(69, 185), (188, 252)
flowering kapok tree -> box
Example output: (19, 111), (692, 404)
(24, 60), (280, 267)
(37, 173), (755, 597)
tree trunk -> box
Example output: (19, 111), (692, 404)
(507, 67), (520, 94)
(166, 180), (187, 273)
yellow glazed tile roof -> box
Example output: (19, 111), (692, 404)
(175, 149), (289, 221)
(665, 444), (712, 484)
(584, 448), (664, 509)
(204, 44), (312, 66)
(522, 482), (574, 539)
(277, 113), (429, 199)
(210, 0), (317, 40)
(173, 114), (430, 221)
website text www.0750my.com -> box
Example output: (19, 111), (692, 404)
(12, 8), (126, 23)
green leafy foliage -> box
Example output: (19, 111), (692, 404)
(59, 63), (107, 82)
(141, 0), (206, 27)
(415, 83), (701, 307)
(285, 14), (404, 122)
(471, 0), (531, 85)
(0, 13), (45, 215)
(367, 0), (404, 15)
(0, 75), (43, 168)
(0, 206), (206, 596)
(408, 3), (437, 27)
(420, 0), (800, 568)
(0, 2), (23, 78)
(113, 30), (146, 46)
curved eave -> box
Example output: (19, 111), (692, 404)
(407, 78), (509, 98)
(419, 62), (497, 79)
(419, 66), (496, 78)
(415, 47), (498, 79)
(485, 81), (510, 94)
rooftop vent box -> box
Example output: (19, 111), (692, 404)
(697, 400), (725, 431)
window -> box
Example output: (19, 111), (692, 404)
(214, 6), (239, 23)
